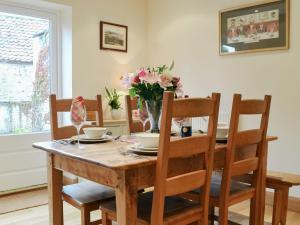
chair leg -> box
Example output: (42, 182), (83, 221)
(250, 194), (262, 225)
(218, 205), (229, 225)
(101, 211), (112, 225)
(250, 173), (261, 225)
(209, 206), (215, 225)
(81, 207), (90, 225)
(61, 201), (64, 224)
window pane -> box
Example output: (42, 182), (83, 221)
(0, 12), (50, 134)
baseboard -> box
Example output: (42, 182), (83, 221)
(266, 191), (300, 213)
(0, 184), (47, 197)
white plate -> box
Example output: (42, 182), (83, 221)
(127, 146), (158, 155)
(132, 144), (158, 151)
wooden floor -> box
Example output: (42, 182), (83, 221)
(0, 191), (300, 225)
(0, 203), (101, 225)
(0, 188), (48, 214)
(230, 202), (300, 225)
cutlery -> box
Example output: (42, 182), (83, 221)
(114, 136), (121, 140)
(54, 139), (76, 145)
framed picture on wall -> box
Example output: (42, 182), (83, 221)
(100, 21), (128, 52)
(219, 0), (290, 55)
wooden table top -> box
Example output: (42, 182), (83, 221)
(33, 136), (277, 170)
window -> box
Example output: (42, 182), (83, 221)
(0, 5), (60, 135)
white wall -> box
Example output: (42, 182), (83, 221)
(47, 0), (147, 118)
(147, 0), (300, 197)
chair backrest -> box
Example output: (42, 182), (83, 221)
(151, 91), (220, 224)
(49, 94), (104, 140)
(125, 95), (149, 133)
(220, 94), (271, 199)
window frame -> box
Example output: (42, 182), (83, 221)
(0, 1), (63, 135)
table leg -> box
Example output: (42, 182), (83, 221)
(47, 153), (63, 225)
(272, 189), (283, 225)
(280, 187), (289, 225)
(115, 169), (138, 225)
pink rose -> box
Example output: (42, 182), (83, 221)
(140, 72), (160, 84)
(159, 74), (173, 89)
(138, 69), (147, 78)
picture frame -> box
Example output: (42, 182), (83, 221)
(100, 21), (128, 52)
(219, 0), (290, 55)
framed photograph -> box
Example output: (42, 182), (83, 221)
(100, 21), (128, 52)
(219, 0), (290, 55)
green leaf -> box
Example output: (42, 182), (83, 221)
(105, 87), (122, 110)
(129, 88), (136, 97)
(138, 97), (143, 109)
(169, 60), (174, 71)
(105, 87), (112, 99)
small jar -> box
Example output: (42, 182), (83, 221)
(180, 117), (192, 137)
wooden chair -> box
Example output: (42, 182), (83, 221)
(125, 95), (149, 133)
(101, 91), (220, 225)
(50, 94), (104, 140)
(207, 94), (272, 225)
(49, 94), (115, 225)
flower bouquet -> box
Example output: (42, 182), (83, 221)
(121, 62), (183, 133)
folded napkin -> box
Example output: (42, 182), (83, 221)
(71, 96), (86, 124)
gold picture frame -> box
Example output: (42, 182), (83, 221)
(219, 0), (290, 55)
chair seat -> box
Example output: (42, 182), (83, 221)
(193, 175), (252, 198)
(62, 181), (115, 206)
(101, 191), (200, 223)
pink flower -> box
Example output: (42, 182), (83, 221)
(132, 75), (141, 84)
(137, 69), (147, 78)
(175, 82), (184, 96)
(140, 72), (160, 84)
(172, 76), (180, 86)
(159, 74), (173, 89)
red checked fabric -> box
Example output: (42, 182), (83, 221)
(71, 96), (86, 125)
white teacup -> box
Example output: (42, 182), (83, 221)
(135, 133), (160, 148)
(83, 127), (107, 139)
(216, 122), (229, 139)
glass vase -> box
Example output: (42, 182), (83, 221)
(145, 100), (162, 133)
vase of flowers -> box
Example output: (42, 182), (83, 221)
(144, 100), (162, 133)
(105, 87), (122, 120)
(121, 62), (183, 133)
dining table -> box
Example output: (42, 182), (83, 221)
(33, 135), (277, 225)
